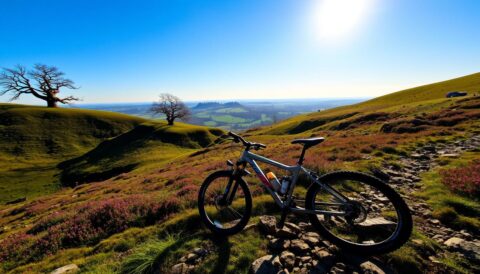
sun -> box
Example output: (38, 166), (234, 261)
(313, 0), (376, 43)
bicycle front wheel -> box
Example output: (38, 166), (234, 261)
(306, 171), (412, 254)
(198, 170), (252, 236)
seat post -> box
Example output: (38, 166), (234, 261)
(298, 145), (308, 165)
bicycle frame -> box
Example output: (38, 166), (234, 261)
(235, 149), (350, 217)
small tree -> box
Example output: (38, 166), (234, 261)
(150, 93), (190, 125)
(0, 64), (79, 108)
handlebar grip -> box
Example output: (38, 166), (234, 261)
(228, 131), (241, 143)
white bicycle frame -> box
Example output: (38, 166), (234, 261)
(238, 149), (350, 216)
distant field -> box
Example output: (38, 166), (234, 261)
(74, 99), (365, 131)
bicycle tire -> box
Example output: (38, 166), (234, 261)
(305, 171), (412, 254)
(198, 170), (252, 236)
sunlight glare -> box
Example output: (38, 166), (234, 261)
(314, 0), (376, 43)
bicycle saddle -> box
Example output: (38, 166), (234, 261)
(291, 137), (325, 148)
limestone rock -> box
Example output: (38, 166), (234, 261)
(276, 226), (297, 239)
(360, 261), (385, 274)
(280, 250), (296, 269)
(251, 255), (282, 274)
(50, 264), (79, 274)
(290, 239), (310, 254)
(171, 263), (189, 274)
(443, 237), (464, 247)
(259, 216), (277, 235)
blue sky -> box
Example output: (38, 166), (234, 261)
(1, 0), (479, 104)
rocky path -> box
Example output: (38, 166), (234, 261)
(171, 135), (480, 274)
(381, 134), (480, 268)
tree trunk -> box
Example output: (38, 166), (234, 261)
(47, 98), (58, 108)
(167, 118), (174, 125)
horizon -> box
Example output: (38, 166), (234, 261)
(2, 0), (480, 105)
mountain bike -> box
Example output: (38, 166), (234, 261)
(197, 132), (412, 254)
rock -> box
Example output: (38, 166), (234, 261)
(290, 239), (310, 254)
(300, 256), (312, 264)
(251, 255), (282, 274)
(443, 237), (464, 248)
(50, 264), (79, 274)
(439, 153), (460, 158)
(357, 217), (396, 229)
(269, 238), (290, 250)
(285, 222), (302, 234)
(302, 232), (320, 247)
(280, 251), (296, 269)
(429, 219), (440, 225)
(411, 153), (429, 160)
(313, 249), (335, 267)
(276, 226), (297, 239)
(193, 247), (208, 256)
(186, 252), (199, 263)
(428, 256), (441, 264)
(171, 263), (189, 274)
(359, 261), (385, 274)
(259, 216), (277, 235)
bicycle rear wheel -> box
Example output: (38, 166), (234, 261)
(306, 171), (412, 254)
(198, 170), (252, 236)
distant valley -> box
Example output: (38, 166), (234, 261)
(74, 98), (365, 130)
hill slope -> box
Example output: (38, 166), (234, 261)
(262, 72), (480, 135)
(58, 121), (224, 186)
(0, 104), (146, 203)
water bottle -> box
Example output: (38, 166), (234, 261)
(266, 172), (281, 192)
(280, 176), (290, 194)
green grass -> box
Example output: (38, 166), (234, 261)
(417, 152), (480, 232)
(261, 72), (480, 135)
(58, 121), (224, 186)
(214, 107), (247, 113)
(0, 104), (146, 203)
(211, 115), (248, 123)
(120, 235), (178, 274)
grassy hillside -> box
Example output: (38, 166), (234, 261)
(0, 74), (479, 273)
(58, 121), (224, 186)
(261, 72), (480, 135)
(0, 104), (146, 203)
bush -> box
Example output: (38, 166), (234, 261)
(440, 160), (480, 196)
(0, 195), (181, 267)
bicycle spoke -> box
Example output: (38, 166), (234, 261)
(226, 206), (243, 219)
(313, 178), (400, 245)
(202, 175), (247, 230)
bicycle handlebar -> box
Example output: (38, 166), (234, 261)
(228, 131), (266, 149)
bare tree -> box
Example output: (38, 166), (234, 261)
(150, 93), (190, 125)
(0, 64), (79, 108)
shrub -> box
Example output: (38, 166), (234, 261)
(27, 211), (67, 234)
(0, 195), (181, 267)
(440, 160), (480, 196)
(0, 233), (34, 263)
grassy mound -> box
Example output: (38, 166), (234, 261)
(262, 72), (480, 135)
(58, 121), (224, 186)
(0, 104), (146, 203)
